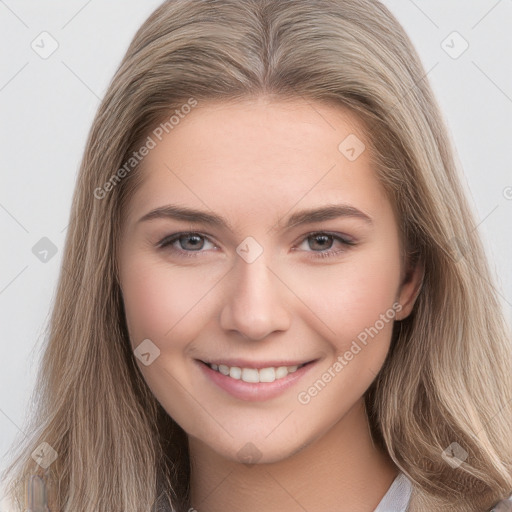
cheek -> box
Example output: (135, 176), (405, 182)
(292, 258), (401, 417)
(120, 258), (210, 348)
(288, 243), (402, 351)
(119, 259), (211, 434)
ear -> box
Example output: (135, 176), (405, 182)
(395, 255), (424, 321)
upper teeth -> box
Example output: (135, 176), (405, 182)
(208, 363), (304, 383)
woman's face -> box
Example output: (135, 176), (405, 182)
(118, 97), (420, 464)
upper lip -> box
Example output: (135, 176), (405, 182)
(199, 358), (317, 369)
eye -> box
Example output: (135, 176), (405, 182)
(295, 232), (356, 260)
(157, 232), (216, 258)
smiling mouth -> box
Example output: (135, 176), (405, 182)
(199, 360), (312, 383)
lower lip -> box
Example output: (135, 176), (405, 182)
(196, 360), (317, 402)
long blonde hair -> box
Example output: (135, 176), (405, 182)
(2, 1), (512, 510)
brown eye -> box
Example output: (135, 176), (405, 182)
(307, 233), (335, 251)
(295, 231), (356, 260)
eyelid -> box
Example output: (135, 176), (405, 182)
(295, 230), (356, 246)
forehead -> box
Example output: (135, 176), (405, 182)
(124, 97), (391, 230)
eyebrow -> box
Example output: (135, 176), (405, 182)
(137, 203), (373, 231)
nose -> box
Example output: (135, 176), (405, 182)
(219, 252), (292, 341)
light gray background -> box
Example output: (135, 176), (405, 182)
(1, 0), (511, 498)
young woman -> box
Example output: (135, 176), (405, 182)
(2, 1), (512, 511)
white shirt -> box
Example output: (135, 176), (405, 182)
(374, 472), (412, 512)
(375, 472), (512, 512)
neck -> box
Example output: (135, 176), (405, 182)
(188, 399), (399, 512)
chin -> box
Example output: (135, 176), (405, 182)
(207, 433), (310, 466)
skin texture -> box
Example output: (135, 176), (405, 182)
(118, 97), (423, 512)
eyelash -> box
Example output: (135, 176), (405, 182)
(156, 231), (356, 260)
